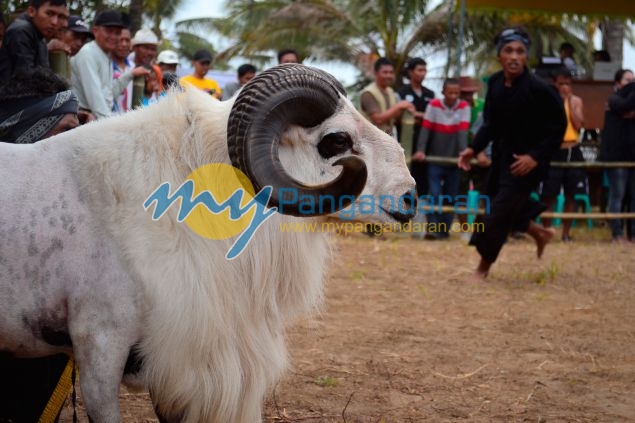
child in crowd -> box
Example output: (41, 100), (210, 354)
(142, 66), (161, 106)
(412, 78), (471, 239)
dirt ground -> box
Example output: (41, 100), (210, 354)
(61, 228), (635, 422)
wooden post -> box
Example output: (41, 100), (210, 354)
(399, 110), (415, 165)
(131, 75), (145, 109)
(49, 51), (70, 79)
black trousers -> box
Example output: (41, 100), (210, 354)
(0, 354), (69, 423)
(470, 158), (545, 264)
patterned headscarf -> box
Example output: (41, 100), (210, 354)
(496, 27), (531, 55)
(0, 90), (78, 144)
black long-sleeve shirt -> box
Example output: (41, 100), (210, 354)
(472, 69), (566, 168)
(0, 15), (49, 86)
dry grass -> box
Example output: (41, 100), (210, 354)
(61, 227), (635, 422)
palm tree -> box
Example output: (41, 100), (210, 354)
(129, 0), (144, 34)
(601, 19), (625, 65)
(173, 0), (631, 88)
(176, 0), (451, 87)
(143, 0), (184, 38)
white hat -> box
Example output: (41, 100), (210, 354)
(131, 28), (159, 46)
(157, 50), (179, 65)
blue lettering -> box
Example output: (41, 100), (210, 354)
(226, 187), (277, 260)
(278, 188), (298, 214)
(454, 195), (468, 215)
(479, 195), (490, 214)
(359, 195), (375, 214)
(379, 195), (395, 214)
(338, 195), (356, 220)
(418, 195), (434, 214)
(298, 195), (316, 214)
(144, 181), (277, 260)
(318, 195), (335, 215)
(438, 195), (452, 213)
(398, 188), (416, 215)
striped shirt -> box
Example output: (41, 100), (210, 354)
(416, 98), (470, 158)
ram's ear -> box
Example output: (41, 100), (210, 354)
(227, 64), (367, 217)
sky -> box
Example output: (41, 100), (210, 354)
(171, 0), (635, 91)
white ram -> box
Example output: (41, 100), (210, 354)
(0, 64), (416, 422)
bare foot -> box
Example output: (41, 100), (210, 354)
(612, 236), (630, 245)
(475, 258), (491, 279)
(527, 223), (555, 259)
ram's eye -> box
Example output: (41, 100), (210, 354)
(317, 132), (353, 159)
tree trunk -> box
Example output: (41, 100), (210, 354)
(602, 19), (624, 66)
(129, 0), (144, 35)
(153, 14), (162, 40)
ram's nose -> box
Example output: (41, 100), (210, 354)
(400, 189), (418, 216)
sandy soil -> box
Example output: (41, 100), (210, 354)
(61, 229), (635, 422)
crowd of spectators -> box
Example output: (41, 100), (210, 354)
(358, 44), (634, 248)
(1, 0), (634, 248)
(0, 0), (262, 127)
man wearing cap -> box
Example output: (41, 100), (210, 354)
(58, 15), (92, 56)
(157, 49), (179, 74)
(458, 26), (566, 279)
(130, 27), (158, 67)
(157, 49), (180, 91)
(70, 10), (148, 119)
(180, 48), (222, 99)
(0, 0), (70, 85)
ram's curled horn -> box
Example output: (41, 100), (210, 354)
(227, 63), (368, 217)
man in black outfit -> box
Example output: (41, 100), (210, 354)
(0, 0), (70, 84)
(397, 57), (435, 196)
(458, 26), (567, 278)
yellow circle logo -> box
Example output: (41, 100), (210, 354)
(183, 163), (256, 239)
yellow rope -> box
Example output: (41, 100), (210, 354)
(38, 357), (75, 423)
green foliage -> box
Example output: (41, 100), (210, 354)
(314, 375), (338, 387)
(176, 0), (449, 85)
(172, 0), (629, 88)
(1, 0), (29, 15)
(142, 0), (184, 37)
(461, 10), (605, 76)
(175, 31), (215, 60)
(349, 270), (365, 281)
(2, 0), (129, 22)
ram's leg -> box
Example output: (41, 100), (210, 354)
(69, 293), (140, 423)
(70, 329), (131, 423)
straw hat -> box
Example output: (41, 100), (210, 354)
(131, 28), (159, 46)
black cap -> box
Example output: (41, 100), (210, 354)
(68, 16), (91, 33)
(193, 49), (213, 63)
(94, 10), (126, 28)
